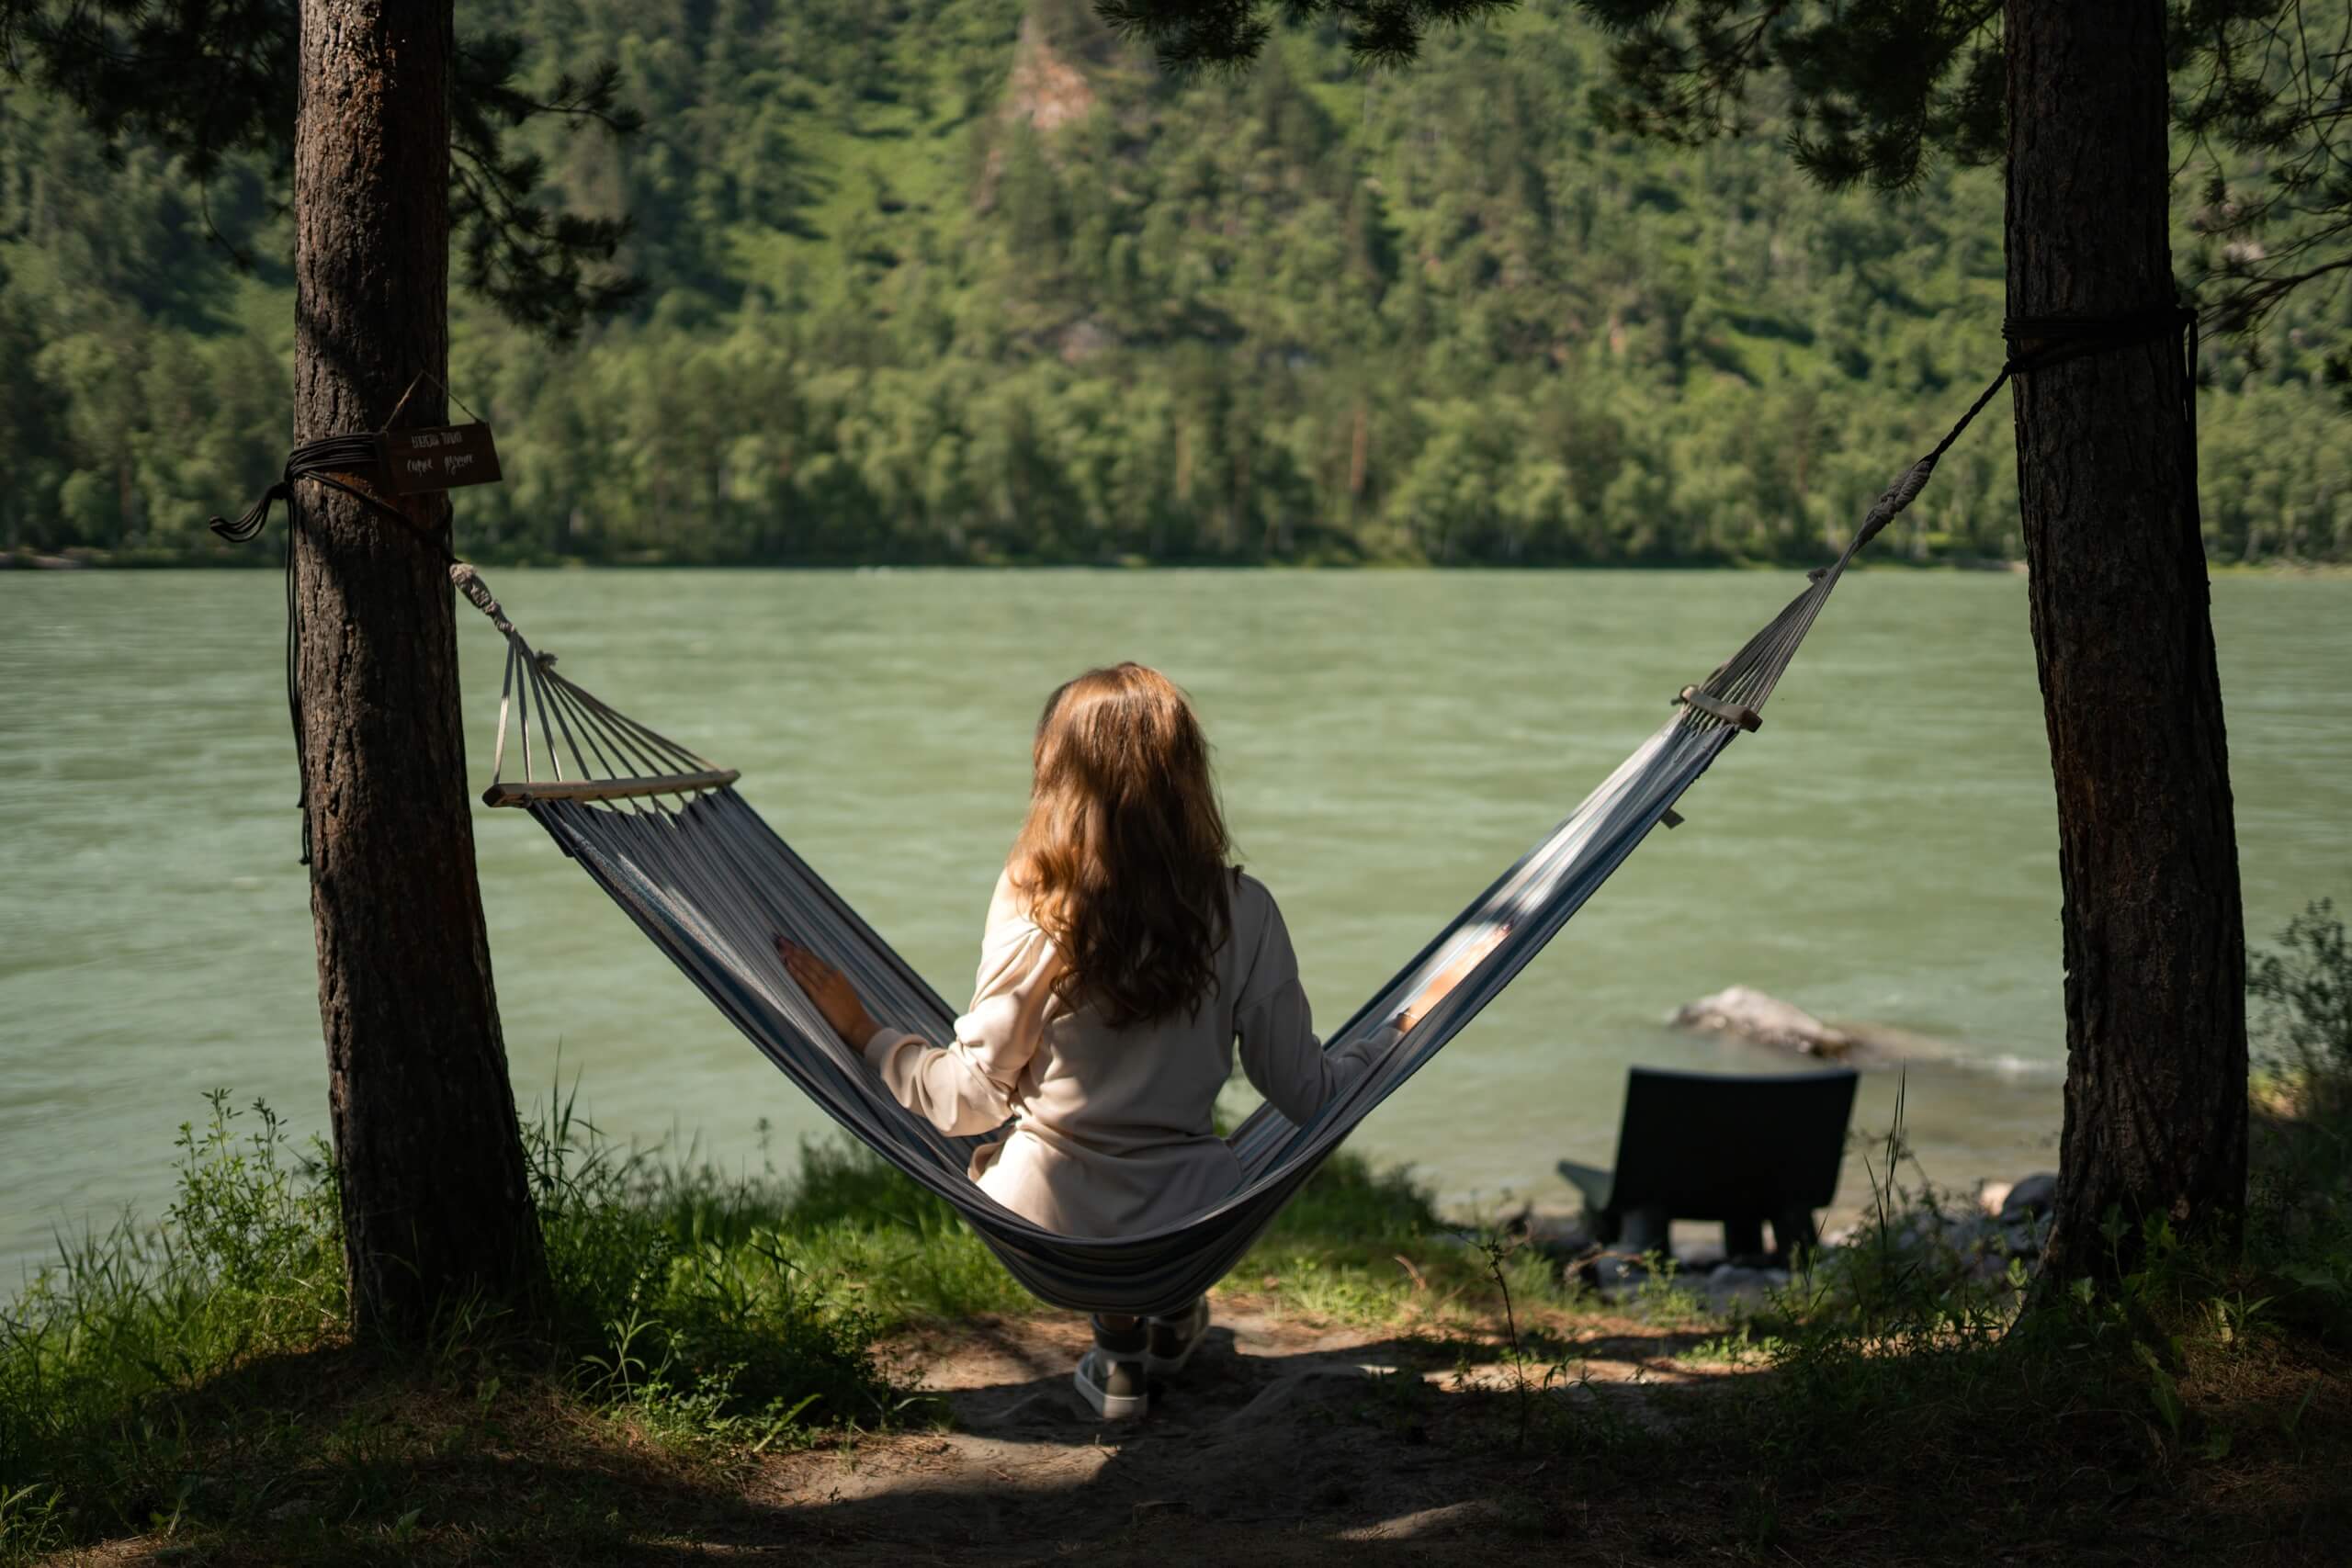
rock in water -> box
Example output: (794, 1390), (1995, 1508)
(1670, 986), (1860, 1058)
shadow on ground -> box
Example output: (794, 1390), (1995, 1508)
(47, 1298), (2352, 1566)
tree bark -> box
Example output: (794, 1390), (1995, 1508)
(2005, 1), (2247, 1279)
(294, 0), (546, 1337)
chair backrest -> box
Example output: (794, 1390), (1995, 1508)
(1605, 1066), (1860, 1218)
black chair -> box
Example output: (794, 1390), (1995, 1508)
(1556, 1066), (1860, 1262)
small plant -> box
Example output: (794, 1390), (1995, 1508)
(1527, 1357), (1646, 1461)
(1682, 1324), (1780, 1366)
(1625, 1248), (1712, 1325)
(0, 1483), (64, 1561)
(166, 1092), (337, 1297)
(2249, 898), (2352, 1101)
(2244, 897), (2352, 1339)
(2205, 1288), (2277, 1351)
(1473, 1225), (1534, 1450)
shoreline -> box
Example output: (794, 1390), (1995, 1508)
(7, 547), (2347, 576)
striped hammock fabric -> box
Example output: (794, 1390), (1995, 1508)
(458, 476), (1912, 1314)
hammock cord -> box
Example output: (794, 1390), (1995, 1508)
(209, 434), (459, 864)
(194, 308), (2201, 1307)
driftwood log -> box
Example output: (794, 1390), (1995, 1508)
(1669, 986), (1972, 1069)
(1672, 986), (1862, 1058)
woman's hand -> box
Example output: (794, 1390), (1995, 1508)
(778, 938), (879, 1048)
(1395, 923), (1510, 1032)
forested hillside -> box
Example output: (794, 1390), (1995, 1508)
(4, 0), (2348, 564)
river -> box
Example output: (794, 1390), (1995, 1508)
(4, 567), (2346, 1279)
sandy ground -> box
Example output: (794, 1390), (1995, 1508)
(741, 1296), (1736, 1565)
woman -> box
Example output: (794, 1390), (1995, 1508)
(780, 662), (1498, 1419)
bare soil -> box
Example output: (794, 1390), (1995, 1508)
(745, 1296), (1747, 1565)
(40, 1295), (2349, 1565)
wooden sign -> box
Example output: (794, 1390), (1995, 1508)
(379, 423), (503, 494)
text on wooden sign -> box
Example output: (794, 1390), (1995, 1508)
(378, 423), (504, 495)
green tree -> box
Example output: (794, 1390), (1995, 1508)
(7, 0), (2349, 574)
(0, 0), (650, 1335)
(1581, 0), (2249, 1291)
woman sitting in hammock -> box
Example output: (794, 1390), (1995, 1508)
(780, 662), (1498, 1420)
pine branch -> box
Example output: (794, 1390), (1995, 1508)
(0, 0), (642, 340)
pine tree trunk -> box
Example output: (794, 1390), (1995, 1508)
(294, 0), (547, 1337)
(2005, 1), (2247, 1278)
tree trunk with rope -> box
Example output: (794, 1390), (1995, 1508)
(2005, 1), (2247, 1280)
(294, 0), (547, 1336)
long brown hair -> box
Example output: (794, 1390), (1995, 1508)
(1008, 663), (1233, 1027)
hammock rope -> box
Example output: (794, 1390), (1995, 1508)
(204, 307), (2199, 1313)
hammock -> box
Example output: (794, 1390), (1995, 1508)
(189, 306), (2188, 1316)
(450, 458), (1928, 1315)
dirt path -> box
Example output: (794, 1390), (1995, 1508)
(40, 1292), (2344, 1565)
(744, 1296), (1736, 1564)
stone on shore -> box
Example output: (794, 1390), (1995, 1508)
(1999, 1172), (2058, 1220)
(1700, 1264), (1787, 1312)
(1568, 1166), (2061, 1308)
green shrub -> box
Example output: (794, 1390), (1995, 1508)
(2251, 898), (2352, 1115)
(0, 1090), (917, 1556)
(0, 1092), (345, 1557)
(2247, 899), (2352, 1336)
(524, 1096), (904, 1439)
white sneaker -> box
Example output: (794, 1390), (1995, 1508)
(1073, 1349), (1149, 1419)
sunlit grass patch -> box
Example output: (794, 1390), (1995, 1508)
(0, 1094), (347, 1560)
(0, 1093), (923, 1563)
(1231, 1155), (1634, 1335)
(0, 1084), (1631, 1561)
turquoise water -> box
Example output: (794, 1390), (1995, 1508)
(3, 568), (2347, 1277)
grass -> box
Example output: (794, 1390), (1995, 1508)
(1544, 1229), (2352, 1562)
(0, 1094), (879, 1562)
(3, 903), (2350, 1562)
(2, 1093), (2346, 1566)
(0, 1082), (1546, 1563)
